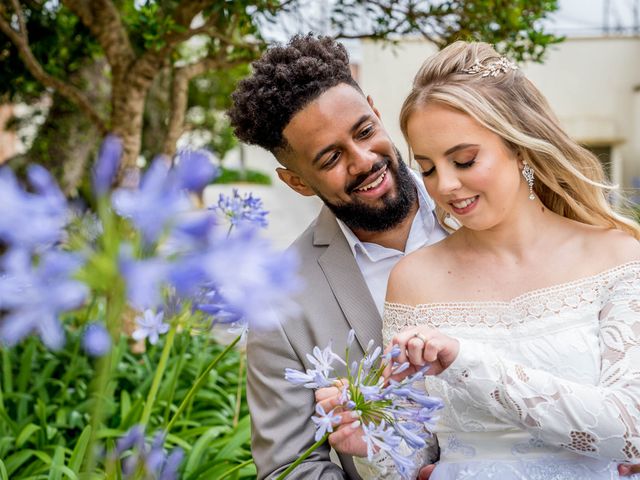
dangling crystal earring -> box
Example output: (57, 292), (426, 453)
(521, 162), (536, 200)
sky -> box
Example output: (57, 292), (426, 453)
(552, 0), (639, 36)
(260, 0), (640, 40)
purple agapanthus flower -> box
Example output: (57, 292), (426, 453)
(214, 189), (268, 228)
(311, 403), (342, 441)
(113, 426), (183, 480)
(0, 248), (87, 349)
(93, 134), (122, 196)
(200, 228), (301, 331)
(0, 165), (68, 251)
(82, 322), (112, 357)
(119, 245), (169, 311)
(173, 148), (219, 193)
(285, 331), (444, 480)
(111, 158), (190, 244)
(132, 309), (169, 345)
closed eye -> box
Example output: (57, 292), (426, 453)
(455, 158), (476, 169)
(357, 124), (375, 139)
(421, 157), (476, 177)
(322, 151), (341, 169)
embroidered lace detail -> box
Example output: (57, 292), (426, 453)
(372, 261), (640, 476)
(383, 261), (640, 336)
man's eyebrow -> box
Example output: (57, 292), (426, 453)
(312, 114), (372, 166)
(413, 143), (479, 161)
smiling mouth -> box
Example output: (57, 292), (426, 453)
(450, 196), (478, 209)
(355, 168), (387, 192)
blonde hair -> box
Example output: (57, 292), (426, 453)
(400, 41), (640, 240)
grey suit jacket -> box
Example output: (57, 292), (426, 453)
(247, 206), (383, 479)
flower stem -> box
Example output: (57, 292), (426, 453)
(140, 323), (178, 427)
(275, 434), (329, 480)
(218, 458), (254, 480)
(232, 352), (245, 427)
(166, 334), (241, 432)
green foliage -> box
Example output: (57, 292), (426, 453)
(215, 166), (272, 185)
(0, 327), (253, 478)
(0, 2), (100, 102)
(1, 0), (562, 192)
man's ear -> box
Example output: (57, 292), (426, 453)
(367, 95), (382, 120)
(276, 167), (315, 197)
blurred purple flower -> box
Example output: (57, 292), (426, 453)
(116, 425), (145, 454)
(82, 323), (112, 357)
(93, 134), (122, 196)
(113, 426), (183, 480)
(215, 189), (268, 228)
(111, 158), (190, 244)
(119, 248), (169, 311)
(132, 309), (169, 345)
(0, 166), (67, 251)
(173, 149), (219, 193)
(159, 449), (184, 480)
(202, 228), (301, 330)
(0, 249), (87, 349)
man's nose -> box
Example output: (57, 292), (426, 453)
(346, 145), (377, 176)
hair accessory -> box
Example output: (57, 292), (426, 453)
(521, 162), (536, 200)
(462, 57), (518, 77)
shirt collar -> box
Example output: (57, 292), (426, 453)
(336, 169), (436, 260)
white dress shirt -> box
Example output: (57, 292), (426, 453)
(336, 171), (448, 316)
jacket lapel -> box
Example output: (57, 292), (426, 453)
(314, 207), (383, 353)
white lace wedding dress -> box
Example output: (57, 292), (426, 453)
(355, 261), (640, 479)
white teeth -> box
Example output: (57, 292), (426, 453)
(452, 196), (477, 209)
(356, 171), (386, 191)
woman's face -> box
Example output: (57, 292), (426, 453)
(406, 102), (528, 232)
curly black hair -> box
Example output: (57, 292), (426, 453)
(227, 34), (361, 155)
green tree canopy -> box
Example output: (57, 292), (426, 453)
(0, 0), (561, 193)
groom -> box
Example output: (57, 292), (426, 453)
(227, 33), (446, 479)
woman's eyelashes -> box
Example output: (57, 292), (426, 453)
(421, 157), (477, 177)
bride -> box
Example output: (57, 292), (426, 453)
(317, 41), (640, 479)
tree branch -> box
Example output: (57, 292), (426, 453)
(62, 0), (135, 75)
(162, 56), (245, 157)
(0, 2), (107, 134)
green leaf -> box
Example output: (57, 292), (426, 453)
(68, 425), (91, 472)
(16, 423), (41, 448)
(47, 446), (64, 480)
(183, 426), (228, 477)
(0, 459), (8, 480)
(212, 415), (251, 462)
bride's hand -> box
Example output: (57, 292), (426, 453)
(385, 327), (460, 378)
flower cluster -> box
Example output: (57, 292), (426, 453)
(0, 135), (300, 352)
(214, 188), (268, 228)
(108, 425), (183, 480)
(284, 330), (444, 480)
(0, 134), (301, 477)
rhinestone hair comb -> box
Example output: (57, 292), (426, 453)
(462, 57), (518, 77)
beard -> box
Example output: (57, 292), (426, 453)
(317, 150), (417, 233)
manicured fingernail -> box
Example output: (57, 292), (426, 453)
(350, 411), (360, 419)
(350, 420), (361, 428)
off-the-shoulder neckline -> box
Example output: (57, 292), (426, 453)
(385, 260), (640, 310)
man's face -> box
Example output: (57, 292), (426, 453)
(279, 84), (416, 233)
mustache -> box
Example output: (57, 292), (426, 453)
(346, 157), (390, 194)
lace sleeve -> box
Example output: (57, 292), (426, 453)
(438, 272), (640, 462)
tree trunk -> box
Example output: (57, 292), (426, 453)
(16, 60), (109, 196)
